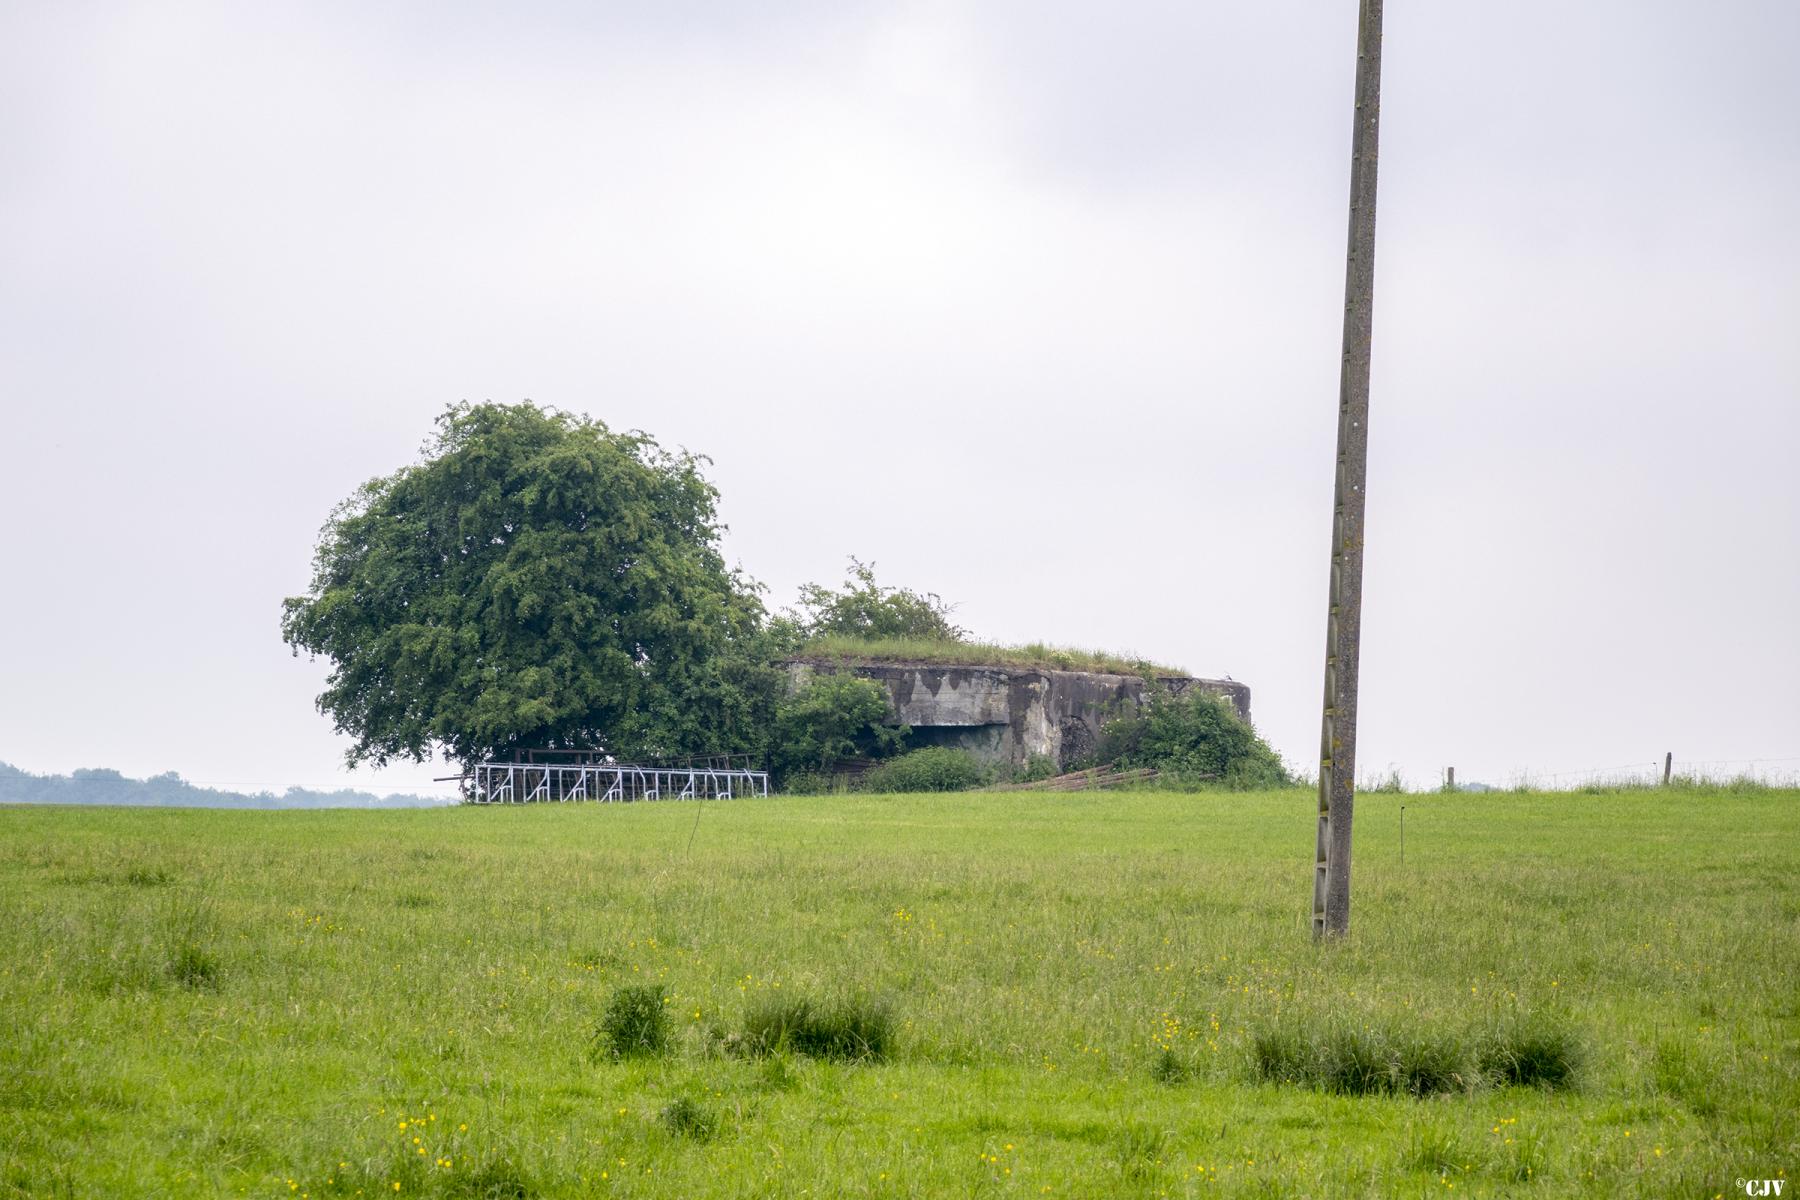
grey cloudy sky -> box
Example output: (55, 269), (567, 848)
(3, 1), (1796, 795)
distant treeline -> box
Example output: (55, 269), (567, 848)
(0, 762), (451, 809)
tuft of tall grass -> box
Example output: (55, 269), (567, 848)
(738, 994), (894, 1062)
(755, 1055), (798, 1092)
(1475, 1015), (1582, 1090)
(1148, 1048), (1192, 1085)
(1405, 1124), (1467, 1175)
(1321, 1025), (1395, 1096)
(162, 890), (222, 991)
(1506, 1130), (1547, 1182)
(122, 865), (176, 888)
(1252, 1019), (1484, 1097)
(1393, 1032), (1472, 1096)
(1650, 1037), (1718, 1117)
(659, 1097), (718, 1142)
(1111, 1125), (1169, 1182)
(167, 940), (221, 990)
(594, 985), (672, 1060)
(444, 1159), (534, 1199)
(1249, 1025), (1317, 1087)
(344, 1148), (533, 1200)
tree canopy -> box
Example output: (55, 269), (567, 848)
(281, 403), (775, 770)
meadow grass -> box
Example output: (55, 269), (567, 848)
(0, 785), (1795, 1197)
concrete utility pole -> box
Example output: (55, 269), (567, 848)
(1314, 0), (1384, 940)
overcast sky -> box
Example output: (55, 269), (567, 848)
(3, 0), (1796, 795)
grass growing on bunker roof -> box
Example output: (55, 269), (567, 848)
(793, 635), (1188, 676)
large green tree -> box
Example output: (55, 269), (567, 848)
(281, 403), (776, 770)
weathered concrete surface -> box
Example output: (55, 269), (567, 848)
(783, 660), (1252, 773)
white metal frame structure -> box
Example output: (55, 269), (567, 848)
(467, 761), (768, 805)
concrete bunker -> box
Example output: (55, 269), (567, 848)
(783, 660), (1250, 774)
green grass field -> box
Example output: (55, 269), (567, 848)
(2, 787), (1795, 1198)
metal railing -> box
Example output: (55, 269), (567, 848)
(467, 761), (768, 805)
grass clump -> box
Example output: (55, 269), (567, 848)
(1405, 1124), (1469, 1176)
(861, 747), (989, 793)
(1148, 1048), (1192, 1085)
(659, 1097), (718, 1141)
(1506, 1130), (1548, 1182)
(445, 1159), (534, 1199)
(739, 994), (894, 1061)
(162, 891), (222, 991)
(1476, 1016), (1582, 1089)
(777, 769), (842, 796)
(167, 940), (221, 990)
(1651, 1037), (1719, 1117)
(1319, 1025), (1395, 1096)
(343, 1150), (533, 1200)
(1252, 1020), (1476, 1097)
(595, 984), (672, 1060)
(1392, 1031), (1473, 1096)
(122, 865), (175, 888)
(1112, 1124), (1169, 1182)
(755, 1055), (798, 1092)
(1249, 1024), (1317, 1087)
(1255, 1015), (1577, 1097)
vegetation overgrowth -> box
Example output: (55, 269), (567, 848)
(794, 634), (1185, 676)
(860, 747), (992, 794)
(1094, 689), (1289, 788)
(764, 673), (906, 789)
(786, 558), (968, 645)
(2, 784), (1794, 1197)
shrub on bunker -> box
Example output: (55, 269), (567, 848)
(1094, 687), (1287, 787)
(862, 747), (988, 793)
(768, 672), (905, 786)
